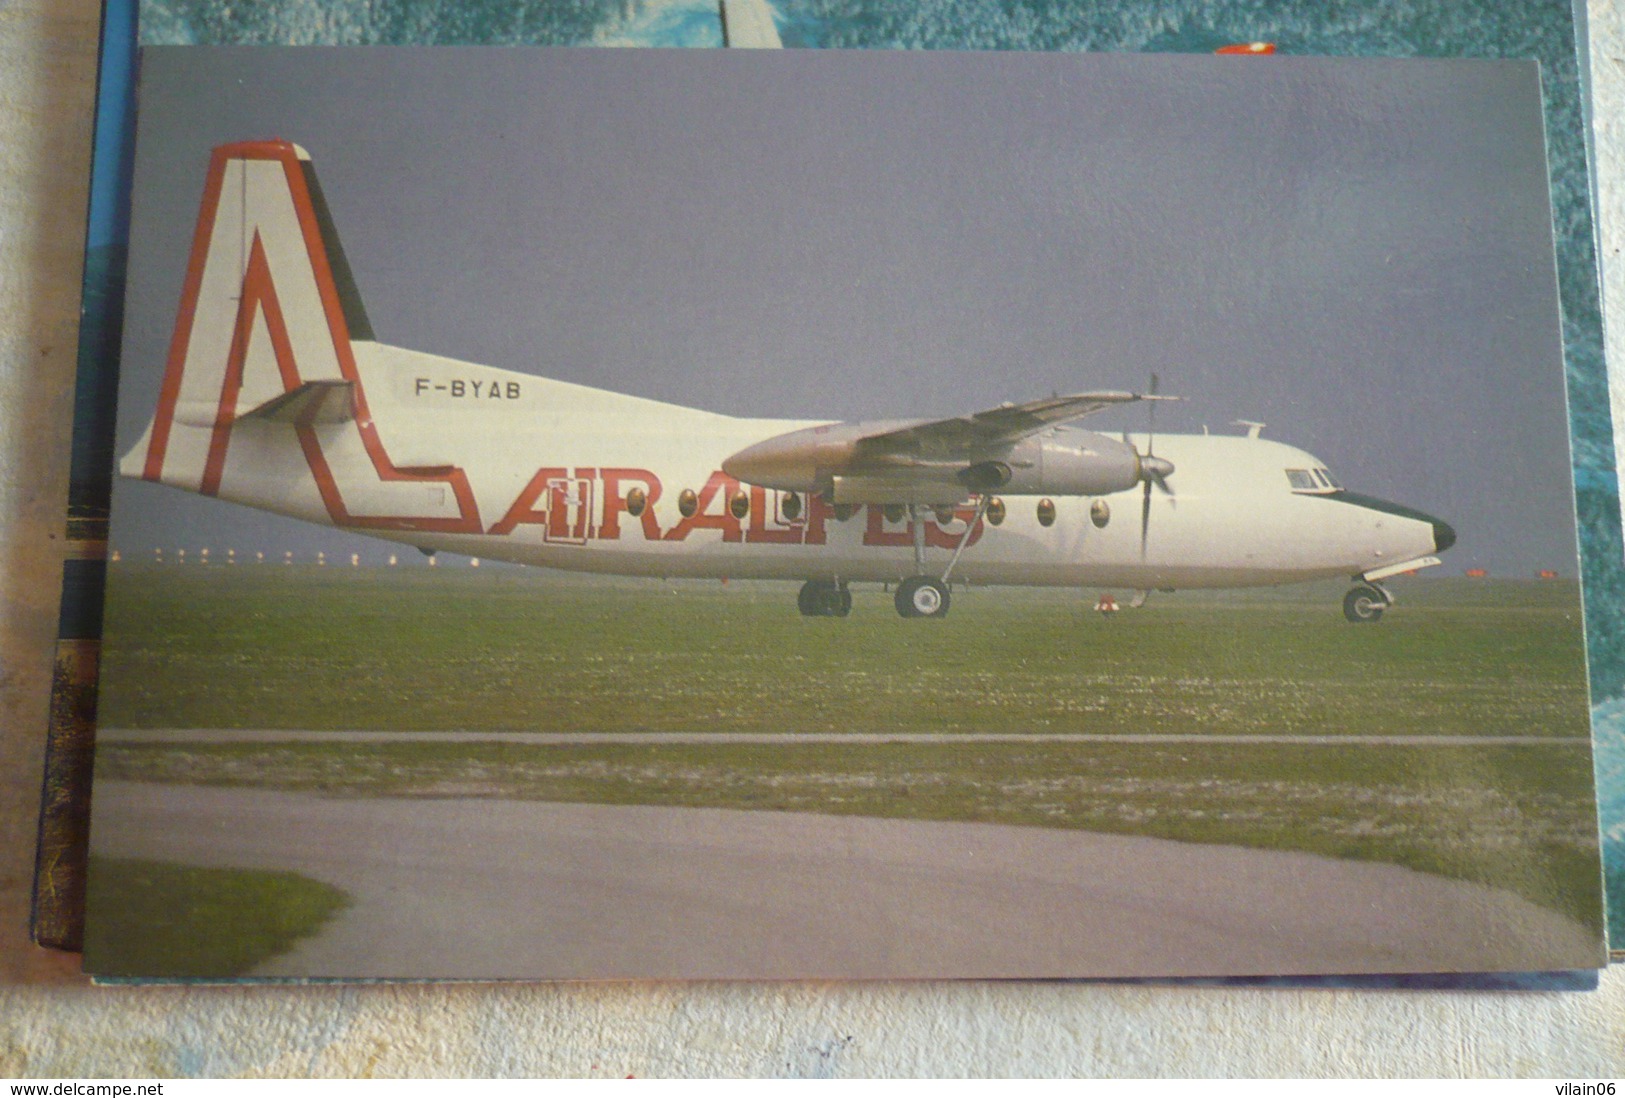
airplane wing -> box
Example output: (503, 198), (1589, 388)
(853, 391), (1151, 458)
(723, 389), (1176, 500)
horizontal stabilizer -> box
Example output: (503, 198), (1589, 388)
(237, 379), (357, 425)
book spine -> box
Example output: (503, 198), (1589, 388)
(30, 0), (135, 954)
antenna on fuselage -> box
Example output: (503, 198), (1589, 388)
(1233, 420), (1266, 439)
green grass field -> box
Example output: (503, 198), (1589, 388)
(97, 736), (1603, 936)
(83, 857), (350, 978)
(92, 565), (1604, 935)
(98, 565), (1590, 737)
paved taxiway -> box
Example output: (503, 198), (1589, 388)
(90, 779), (1599, 978)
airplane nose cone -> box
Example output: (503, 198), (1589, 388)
(1328, 491), (1456, 556)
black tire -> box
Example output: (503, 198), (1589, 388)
(799, 580), (851, 617)
(798, 580), (827, 616)
(895, 576), (950, 619)
(1343, 585), (1385, 623)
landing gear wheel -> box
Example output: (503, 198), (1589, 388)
(798, 580), (851, 617)
(895, 576), (950, 619)
(1343, 585), (1386, 623)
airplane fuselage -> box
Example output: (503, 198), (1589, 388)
(121, 141), (1453, 620)
(171, 340), (1445, 592)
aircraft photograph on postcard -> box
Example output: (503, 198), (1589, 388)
(83, 46), (1606, 979)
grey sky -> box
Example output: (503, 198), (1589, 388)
(113, 46), (1572, 575)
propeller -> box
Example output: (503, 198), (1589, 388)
(1136, 373), (1176, 558)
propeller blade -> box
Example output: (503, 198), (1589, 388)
(1146, 372), (1159, 457)
(1140, 479), (1152, 558)
(1140, 377), (1169, 559)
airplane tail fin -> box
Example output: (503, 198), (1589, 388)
(120, 141), (484, 535)
(120, 141), (372, 494)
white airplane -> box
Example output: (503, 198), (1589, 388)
(120, 141), (1454, 621)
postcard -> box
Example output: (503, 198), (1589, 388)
(81, 46), (1605, 979)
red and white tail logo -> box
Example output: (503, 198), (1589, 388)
(121, 141), (482, 534)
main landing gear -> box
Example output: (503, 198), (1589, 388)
(796, 497), (991, 620)
(890, 497), (990, 619)
(798, 579), (851, 617)
(1342, 582), (1391, 623)
(895, 575), (950, 618)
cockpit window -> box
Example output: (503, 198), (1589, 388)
(1287, 467), (1340, 494)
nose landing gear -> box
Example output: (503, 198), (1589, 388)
(1343, 582), (1391, 623)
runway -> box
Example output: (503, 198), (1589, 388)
(88, 779), (1600, 979)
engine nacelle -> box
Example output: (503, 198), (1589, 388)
(723, 421), (1147, 502)
(990, 429), (1142, 497)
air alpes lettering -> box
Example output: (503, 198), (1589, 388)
(414, 378), (522, 400)
(487, 466), (984, 548)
